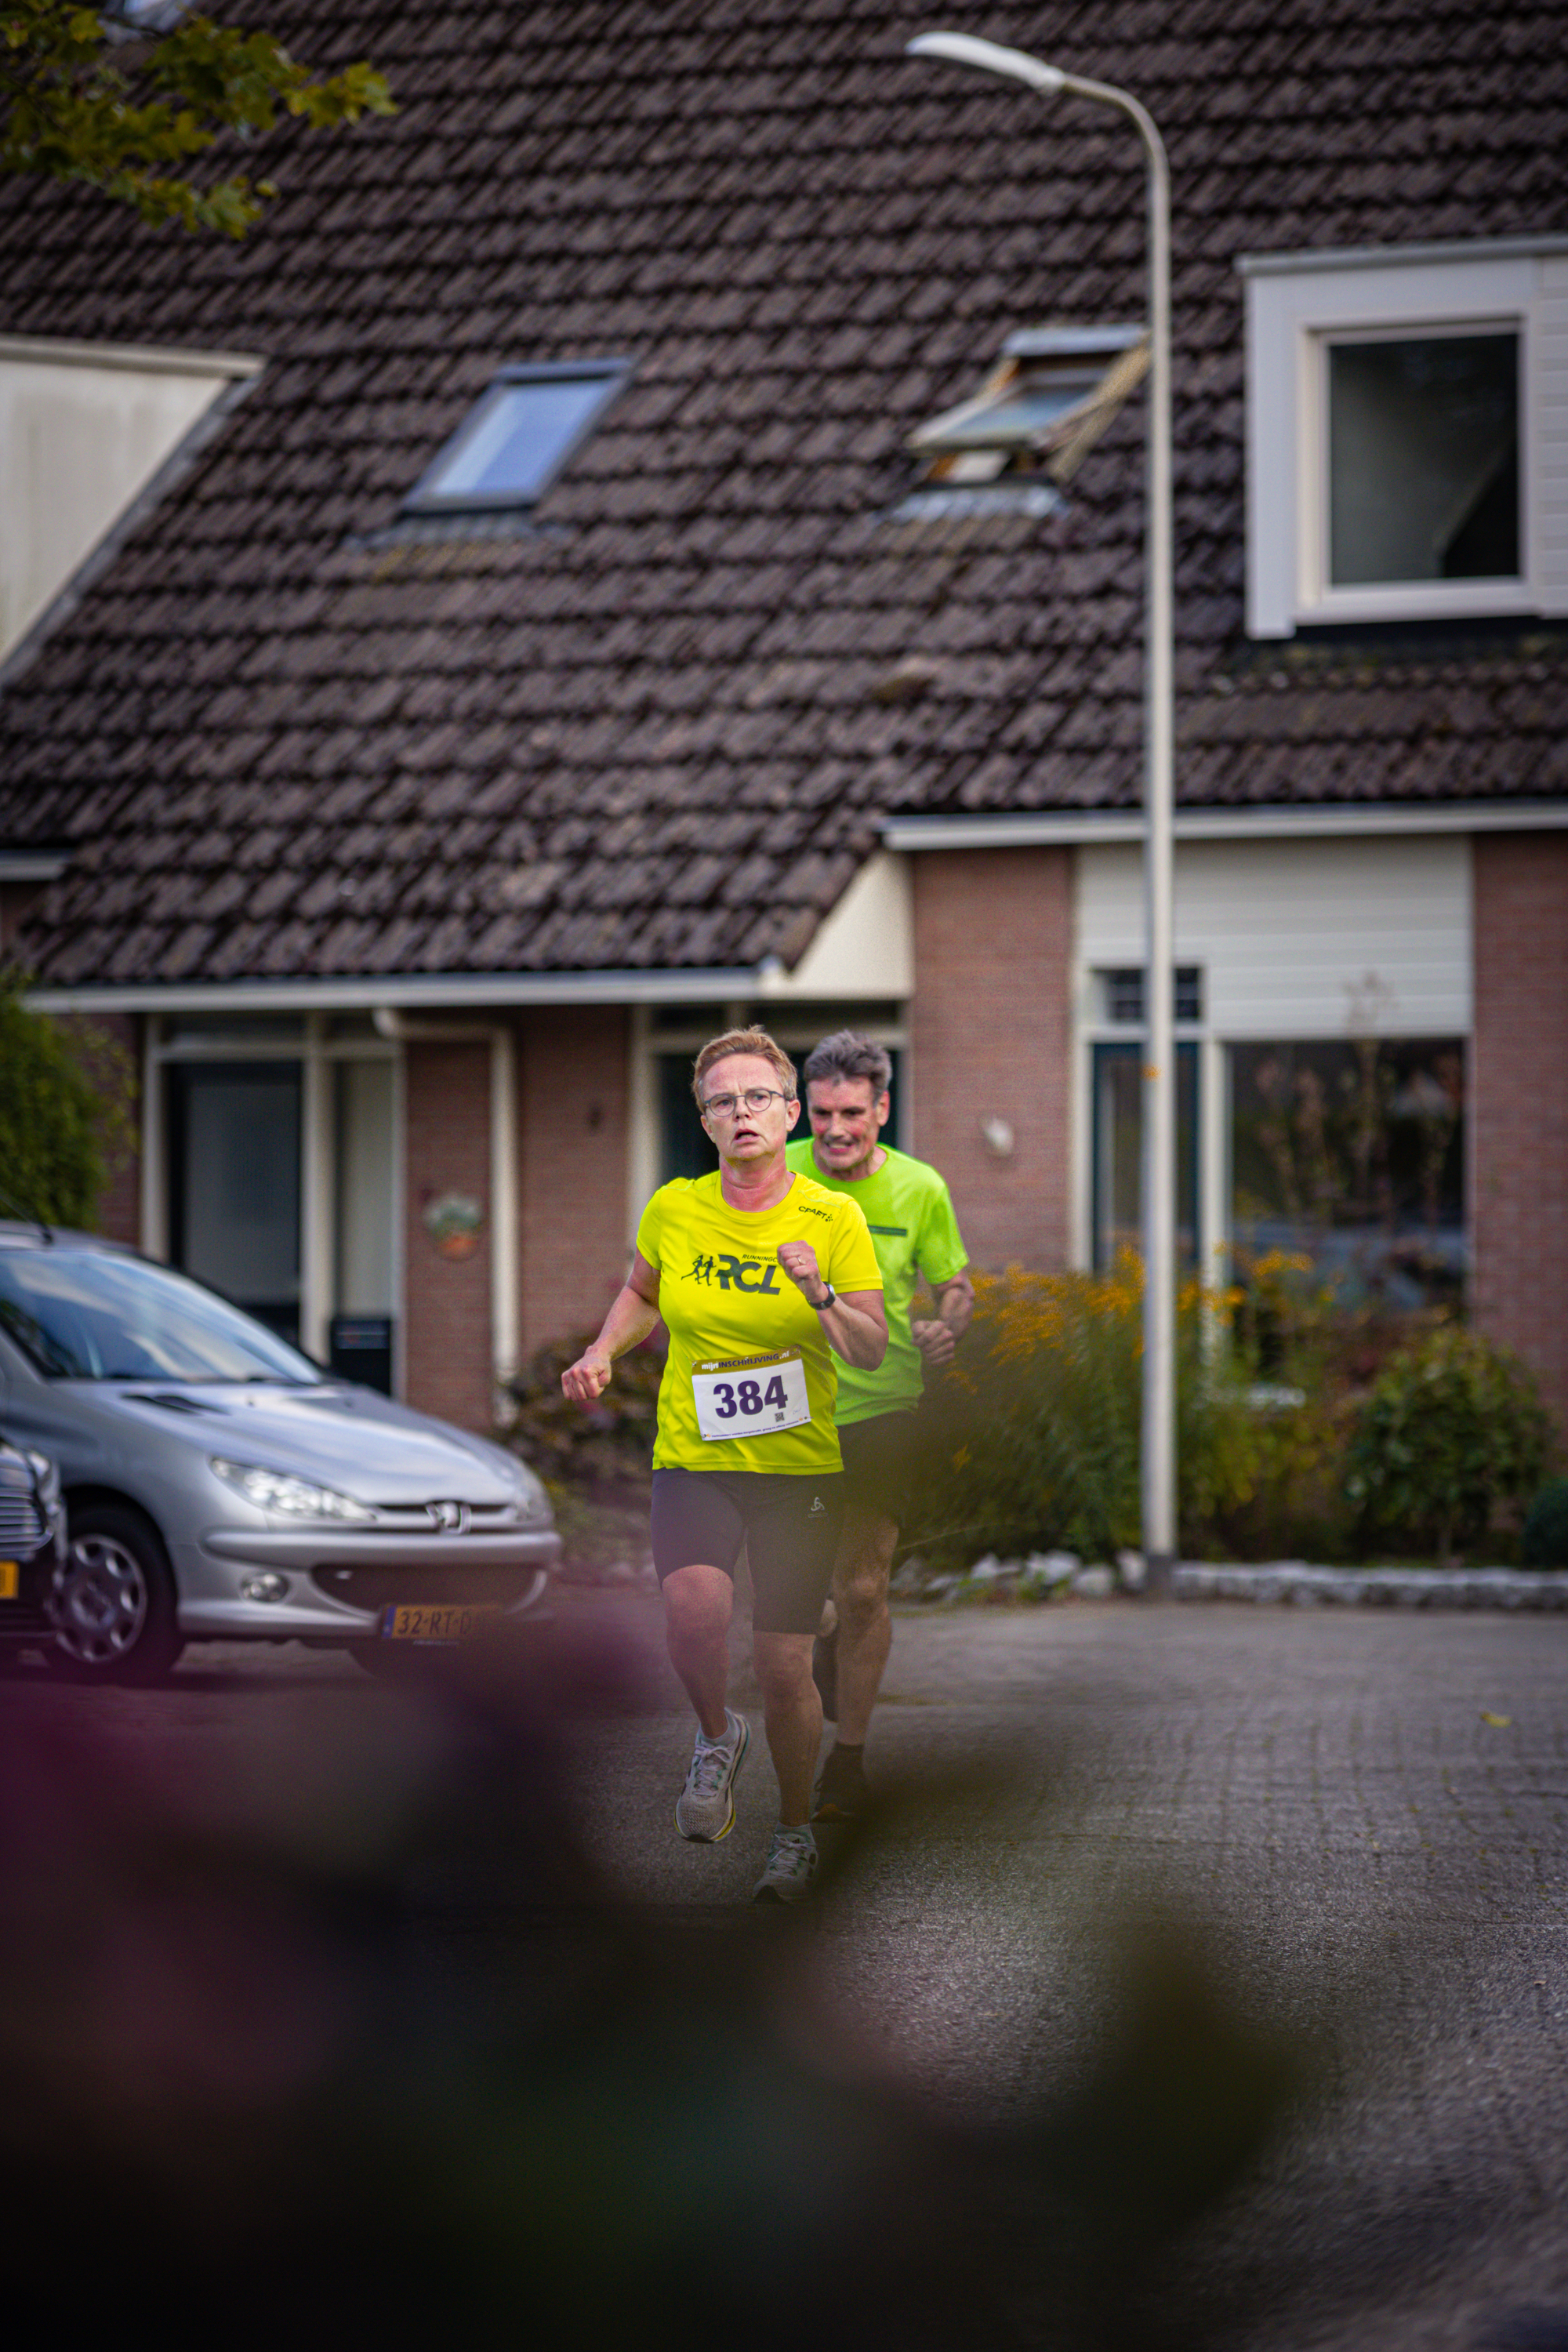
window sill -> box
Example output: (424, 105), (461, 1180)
(1284, 581), (1541, 634)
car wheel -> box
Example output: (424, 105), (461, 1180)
(46, 1503), (184, 1685)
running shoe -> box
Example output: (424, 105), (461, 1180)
(752, 1824), (818, 1904)
(812, 1743), (868, 1823)
(674, 1709), (750, 1842)
(811, 1624), (839, 1722)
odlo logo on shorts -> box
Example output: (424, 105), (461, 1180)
(686, 1253), (782, 1293)
(809, 1497), (826, 1516)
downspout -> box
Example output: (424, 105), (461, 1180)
(372, 1008), (519, 1402)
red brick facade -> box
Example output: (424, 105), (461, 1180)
(403, 1038), (495, 1432)
(53, 1011), (141, 1247)
(1472, 832), (1568, 1428)
(909, 848), (1073, 1272)
(516, 1006), (630, 1356)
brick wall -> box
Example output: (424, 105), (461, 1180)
(909, 848), (1073, 1270)
(403, 1038), (494, 1430)
(1472, 832), (1568, 1429)
(49, 1010), (140, 1245)
(517, 1005), (629, 1353)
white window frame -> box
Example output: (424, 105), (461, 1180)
(1240, 236), (1568, 637)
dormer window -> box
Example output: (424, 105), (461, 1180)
(1240, 237), (1568, 636)
(908, 325), (1149, 486)
(405, 360), (630, 514)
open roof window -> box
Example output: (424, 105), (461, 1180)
(404, 360), (630, 514)
(909, 325), (1149, 486)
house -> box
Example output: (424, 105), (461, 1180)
(0, 0), (1564, 1431)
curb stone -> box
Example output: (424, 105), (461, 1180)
(893, 1556), (1568, 1612)
(1172, 1564), (1568, 1611)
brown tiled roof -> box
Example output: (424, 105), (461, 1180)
(1, 0), (1566, 986)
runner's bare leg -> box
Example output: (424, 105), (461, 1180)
(662, 1562), (734, 1740)
(751, 1630), (822, 1825)
(832, 1507), (898, 1746)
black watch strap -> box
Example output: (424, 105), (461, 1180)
(813, 1285), (837, 1312)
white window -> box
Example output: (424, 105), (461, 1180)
(1239, 237), (1568, 635)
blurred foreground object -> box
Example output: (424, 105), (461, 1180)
(0, 1624), (1308, 2348)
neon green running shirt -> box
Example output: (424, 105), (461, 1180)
(783, 1142), (967, 1425)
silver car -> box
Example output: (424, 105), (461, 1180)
(0, 1225), (559, 1682)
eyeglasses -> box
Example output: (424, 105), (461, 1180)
(700, 1087), (792, 1120)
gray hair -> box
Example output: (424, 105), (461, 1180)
(801, 1029), (892, 1098)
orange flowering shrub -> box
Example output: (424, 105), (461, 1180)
(905, 1254), (1338, 1568)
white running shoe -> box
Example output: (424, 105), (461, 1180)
(752, 1823), (818, 1904)
(674, 1709), (750, 1842)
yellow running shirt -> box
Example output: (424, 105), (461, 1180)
(637, 1170), (882, 1475)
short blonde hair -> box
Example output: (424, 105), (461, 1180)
(691, 1025), (797, 1109)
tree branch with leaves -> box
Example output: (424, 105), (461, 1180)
(0, 1), (394, 236)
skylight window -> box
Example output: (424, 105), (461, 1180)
(405, 361), (630, 514)
(909, 325), (1149, 486)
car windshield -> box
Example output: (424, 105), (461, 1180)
(0, 1248), (319, 1383)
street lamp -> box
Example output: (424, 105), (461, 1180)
(906, 31), (1176, 1592)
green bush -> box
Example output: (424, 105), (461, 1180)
(902, 1259), (1282, 1568)
(0, 973), (136, 1228)
(1345, 1325), (1553, 1566)
(1521, 1478), (1568, 1570)
(500, 1327), (663, 1507)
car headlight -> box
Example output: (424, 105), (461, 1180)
(25, 1450), (60, 1507)
(210, 1457), (374, 1522)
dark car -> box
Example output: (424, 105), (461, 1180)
(0, 1433), (67, 1650)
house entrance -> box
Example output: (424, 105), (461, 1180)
(154, 1015), (400, 1388)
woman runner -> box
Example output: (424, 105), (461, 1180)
(561, 1025), (885, 1902)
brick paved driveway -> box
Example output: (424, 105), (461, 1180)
(575, 1594), (1568, 2350)
(13, 1601), (1566, 2348)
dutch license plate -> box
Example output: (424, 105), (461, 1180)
(0, 1561), (17, 1601)
(380, 1602), (502, 1643)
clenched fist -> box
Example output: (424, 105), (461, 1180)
(561, 1348), (613, 1406)
(912, 1316), (956, 1368)
(776, 1240), (830, 1306)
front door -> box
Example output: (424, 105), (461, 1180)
(168, 1061), (303, 1343)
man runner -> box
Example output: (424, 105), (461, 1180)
(562, 1027), (885, 1903)
(785, 1031), (972, 1821)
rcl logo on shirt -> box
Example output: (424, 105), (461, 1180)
(685, 1253), (783, 1293)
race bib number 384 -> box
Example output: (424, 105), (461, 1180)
(691, 1348), (811, 1442)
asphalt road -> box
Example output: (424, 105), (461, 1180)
(9, 1596), (1568, 2349)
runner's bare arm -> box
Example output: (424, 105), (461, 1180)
(775, 1241), (887, 1371)
(912, 1267), (975, 1368)
(561, 1252), (662, 1404)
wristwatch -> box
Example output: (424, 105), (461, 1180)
(812, 1285), (837, 1312)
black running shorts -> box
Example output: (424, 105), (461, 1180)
(837, 1406), (920, 1523)
(651, 1468), (845, 1635)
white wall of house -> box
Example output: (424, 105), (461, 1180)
(1077, 833), (1472, 1035)
(0, 336), (261, 660)
(757, 851), (914, 1000)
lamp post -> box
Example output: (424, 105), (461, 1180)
(907, 30), (1175, 1590)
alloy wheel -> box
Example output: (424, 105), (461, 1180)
(53, 1532), (149, 1667)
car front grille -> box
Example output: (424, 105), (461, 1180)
(0, 1494), (45, 1555)
(364, 1501), (523, 1534)
(309, 1563), (541, 1610)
